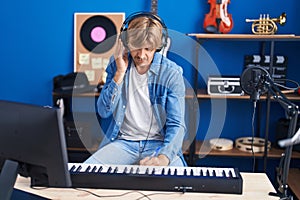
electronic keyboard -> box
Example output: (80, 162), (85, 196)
(68, 163), (243, 194)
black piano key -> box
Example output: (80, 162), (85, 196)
(129, 167), (134, 174)
(91, 166), (97, 173)
(222, 170), (226, 177)
(151, 168), (155, 175)
(190, 169), (194, 176)
(212, 170), (216, 177)
(124, 167), (128, 174)
(167, 168), (171, 175)
(107, 167), (112, 173)
(97, 166), (103, 173)
(113, 167), (118, 173)
(69, 165), (76, 172)
(162, 168), (165, 175)
(85, 166), (91, 172)
(174, 168), (177, 176)
(200, 169), (203, 176)
(145, 168), (149, 175)
(76, 165), (82, 172)
(204, 169), (209, 176)
(184, 169), (187, 176)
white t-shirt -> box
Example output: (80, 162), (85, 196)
(119, 64), (162, 141)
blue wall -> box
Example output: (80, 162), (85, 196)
(1, 0), (299, 106)
(1, 1), (300, 171)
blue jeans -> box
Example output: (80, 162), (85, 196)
(84, 139), (187, 166)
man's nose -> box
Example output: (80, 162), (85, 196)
(137, 49), (146, 58)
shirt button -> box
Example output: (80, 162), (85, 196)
(111, 138), (115, 141)
(118, 122), (121, 125)
(123, 105), (125, 109)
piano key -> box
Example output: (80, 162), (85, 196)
(153, 167), (164, 175)
(176, 167), (185, 176)
(163, 167), (175, 176)
(78, 164), (93, 172)
(187, 168), (193, 176)
(113, 165), (126, 174)
(136, 165), (148, 175)
(68, 164), (77, 172)
(202, 168), (209, 176)
(128, 165), (140, 174)
(229, 168), (236, 177)
(209, 169), (215, 177)
(214, 168), (224, 177)
(91, 166), (97, 173)
(191, 167), (201, 176)
(100, 165), (111, 173)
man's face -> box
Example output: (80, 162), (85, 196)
(129, 46), (156, 69)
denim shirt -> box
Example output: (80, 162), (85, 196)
(97, 52), (186, 163)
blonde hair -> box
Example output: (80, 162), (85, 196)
(126, 16), (163, 51)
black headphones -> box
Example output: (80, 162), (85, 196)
(120, 11), (168, 52)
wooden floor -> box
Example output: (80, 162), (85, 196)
(288, 168), (300, 200)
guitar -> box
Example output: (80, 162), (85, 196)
(150, 0), (171, 57)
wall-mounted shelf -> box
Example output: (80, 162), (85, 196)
(196, 89), (300, 100)
(187, 33), (300, 41)
(183, 141), (300, 159)
(185, 88), (300, 100)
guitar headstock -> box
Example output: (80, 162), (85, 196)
(151, 0), (158, 15)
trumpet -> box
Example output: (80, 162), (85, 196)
(245, 12), (287, 35)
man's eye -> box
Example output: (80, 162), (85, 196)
(145, 48), (153, 51)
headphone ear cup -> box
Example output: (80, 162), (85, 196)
(156, 30), (167, 52)
(120, 28), (129, 50)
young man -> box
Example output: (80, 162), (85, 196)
(84, 12), (186, 166)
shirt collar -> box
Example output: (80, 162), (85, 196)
(149, 53), (162, 75)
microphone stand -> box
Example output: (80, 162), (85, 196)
(264, 75), (299, 200)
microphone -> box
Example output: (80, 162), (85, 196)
(240, 66), (270, 102)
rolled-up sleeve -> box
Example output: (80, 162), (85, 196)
(97, 58), (124, 118)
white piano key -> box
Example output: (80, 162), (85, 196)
(113, 165), (127, 174)
(68, 163), (79, 171)
(77, 163), (91, 172)
(229, 168), (237, 177)
(136, 166), (149, 174)
(153, 166), (164, 175)
(191, 167), (201, 176)
(128, 165), (140, 174)
(88, 164), (103, 172)
(100, 165), (111, 173)
(163, 166), (176, 175)
(223, 168), (231, 177)
(201, 167), (208, 176)
(185, 168), (191, 176)
(214, 168), (224, 177)
(208, 168), (215, 177)
(175, 167), (185, 176)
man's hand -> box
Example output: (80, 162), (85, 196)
(113, 39), (128, 84)
(139, 154), (169, 166)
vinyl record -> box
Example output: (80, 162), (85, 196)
(80, 15), (117, 54)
